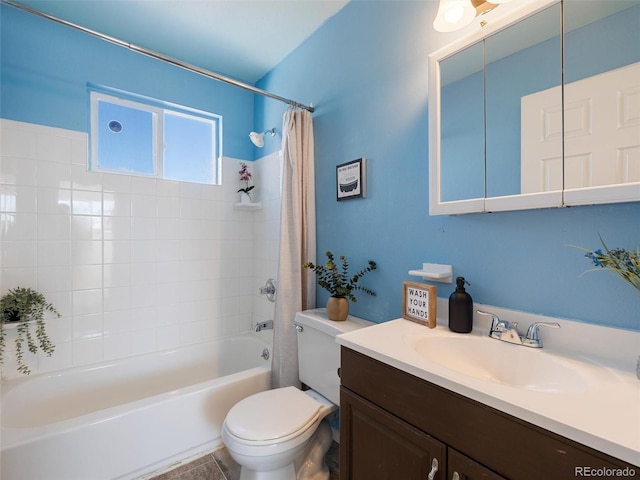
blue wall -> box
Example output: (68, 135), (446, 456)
(256, 1), (640, 330)
(2, 2), (638, 330)
(0, 5), (255, 160)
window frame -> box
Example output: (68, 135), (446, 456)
(88, 85), (223, 185)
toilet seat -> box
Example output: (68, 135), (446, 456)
(224, 387), (322, 446)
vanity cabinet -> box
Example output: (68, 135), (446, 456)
(341, 387), (505, 480)
(340, 388), (446, 479)
(339, 347), (638, 480)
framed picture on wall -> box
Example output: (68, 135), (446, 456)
(336, 158), (366, 201)
(402, 281), (437, 328)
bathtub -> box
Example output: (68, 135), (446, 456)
(0, 333), (271, 480)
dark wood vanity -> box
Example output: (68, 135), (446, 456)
(339, 347), (639, 480)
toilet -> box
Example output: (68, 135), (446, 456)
(222, 309), (372, 480)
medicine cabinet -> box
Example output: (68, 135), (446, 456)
(428, 0), (640, 215)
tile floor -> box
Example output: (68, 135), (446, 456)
(150, 447), (238, 480)
(150, 442), (339, 480)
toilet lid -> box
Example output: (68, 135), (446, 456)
(225, 387), (322, 442)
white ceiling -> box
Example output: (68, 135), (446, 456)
(7, 0), (350, 84)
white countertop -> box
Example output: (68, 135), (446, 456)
(336, 312), (640, 466)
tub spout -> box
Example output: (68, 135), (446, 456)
(254, 320), (274, 332)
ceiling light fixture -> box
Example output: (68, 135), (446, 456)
(249, 127), (276, 148)
(433, 0), (476, 32)
(433, 0), (510, 33)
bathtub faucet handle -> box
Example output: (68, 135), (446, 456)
(259, 278), (277, 302)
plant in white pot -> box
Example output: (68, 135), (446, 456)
(304, 251), (377, 321)
(0, 287), (60, 375)
(237, 162), (255, 203)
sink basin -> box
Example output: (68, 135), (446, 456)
(411, 336), (589, 393)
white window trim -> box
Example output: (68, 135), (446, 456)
(88, 86), (223, 185)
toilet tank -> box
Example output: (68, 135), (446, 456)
(295, 309), (373, 405)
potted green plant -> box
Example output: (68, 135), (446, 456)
(1, 287), (60, 375)
(304, 251), (377, 321)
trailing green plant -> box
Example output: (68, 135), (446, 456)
(1, 287), (60, 375)
(304, 251), (377, 302)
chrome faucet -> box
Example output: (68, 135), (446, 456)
(476, 310), (560, 348)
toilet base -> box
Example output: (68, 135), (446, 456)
(239, 463), (296, 480)
(235, 420), (333, 480)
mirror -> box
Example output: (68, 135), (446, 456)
(440, 42), (485, 203)
(486, 3), (562, 200)
(562, 0), (640, 205)
(429, 0), (640, 215)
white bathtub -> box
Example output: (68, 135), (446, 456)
(0, 333), (271, 480)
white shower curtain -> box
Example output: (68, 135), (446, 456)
(271, 108), (316, 388)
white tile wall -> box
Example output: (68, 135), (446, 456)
(0, 120), (280, 378)
(252, 151), (282, 328)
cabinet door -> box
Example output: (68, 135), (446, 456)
(340, 387), (445, 480)
(448, 448), (507, 480)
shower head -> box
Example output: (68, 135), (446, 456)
(249, 128), (276, 148)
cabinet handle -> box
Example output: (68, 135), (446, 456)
(427, 458), (438, 480)
(452, 472), (460, 480)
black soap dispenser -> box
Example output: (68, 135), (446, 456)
(449, 277), (473, 333)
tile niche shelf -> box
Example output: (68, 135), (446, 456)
(233, 201), (262, 211)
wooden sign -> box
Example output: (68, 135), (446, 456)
(403, 281), (437, 328)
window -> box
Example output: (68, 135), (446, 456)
(89, 86), (222, 184)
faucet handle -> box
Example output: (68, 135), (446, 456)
(476, 310), (508, 331)
(525, 322), (560, 341)
(523, 322), (560, 347)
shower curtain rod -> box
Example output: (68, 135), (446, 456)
(2, 0), (315, 113)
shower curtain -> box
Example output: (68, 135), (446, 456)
(271, 108), (316, 388)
